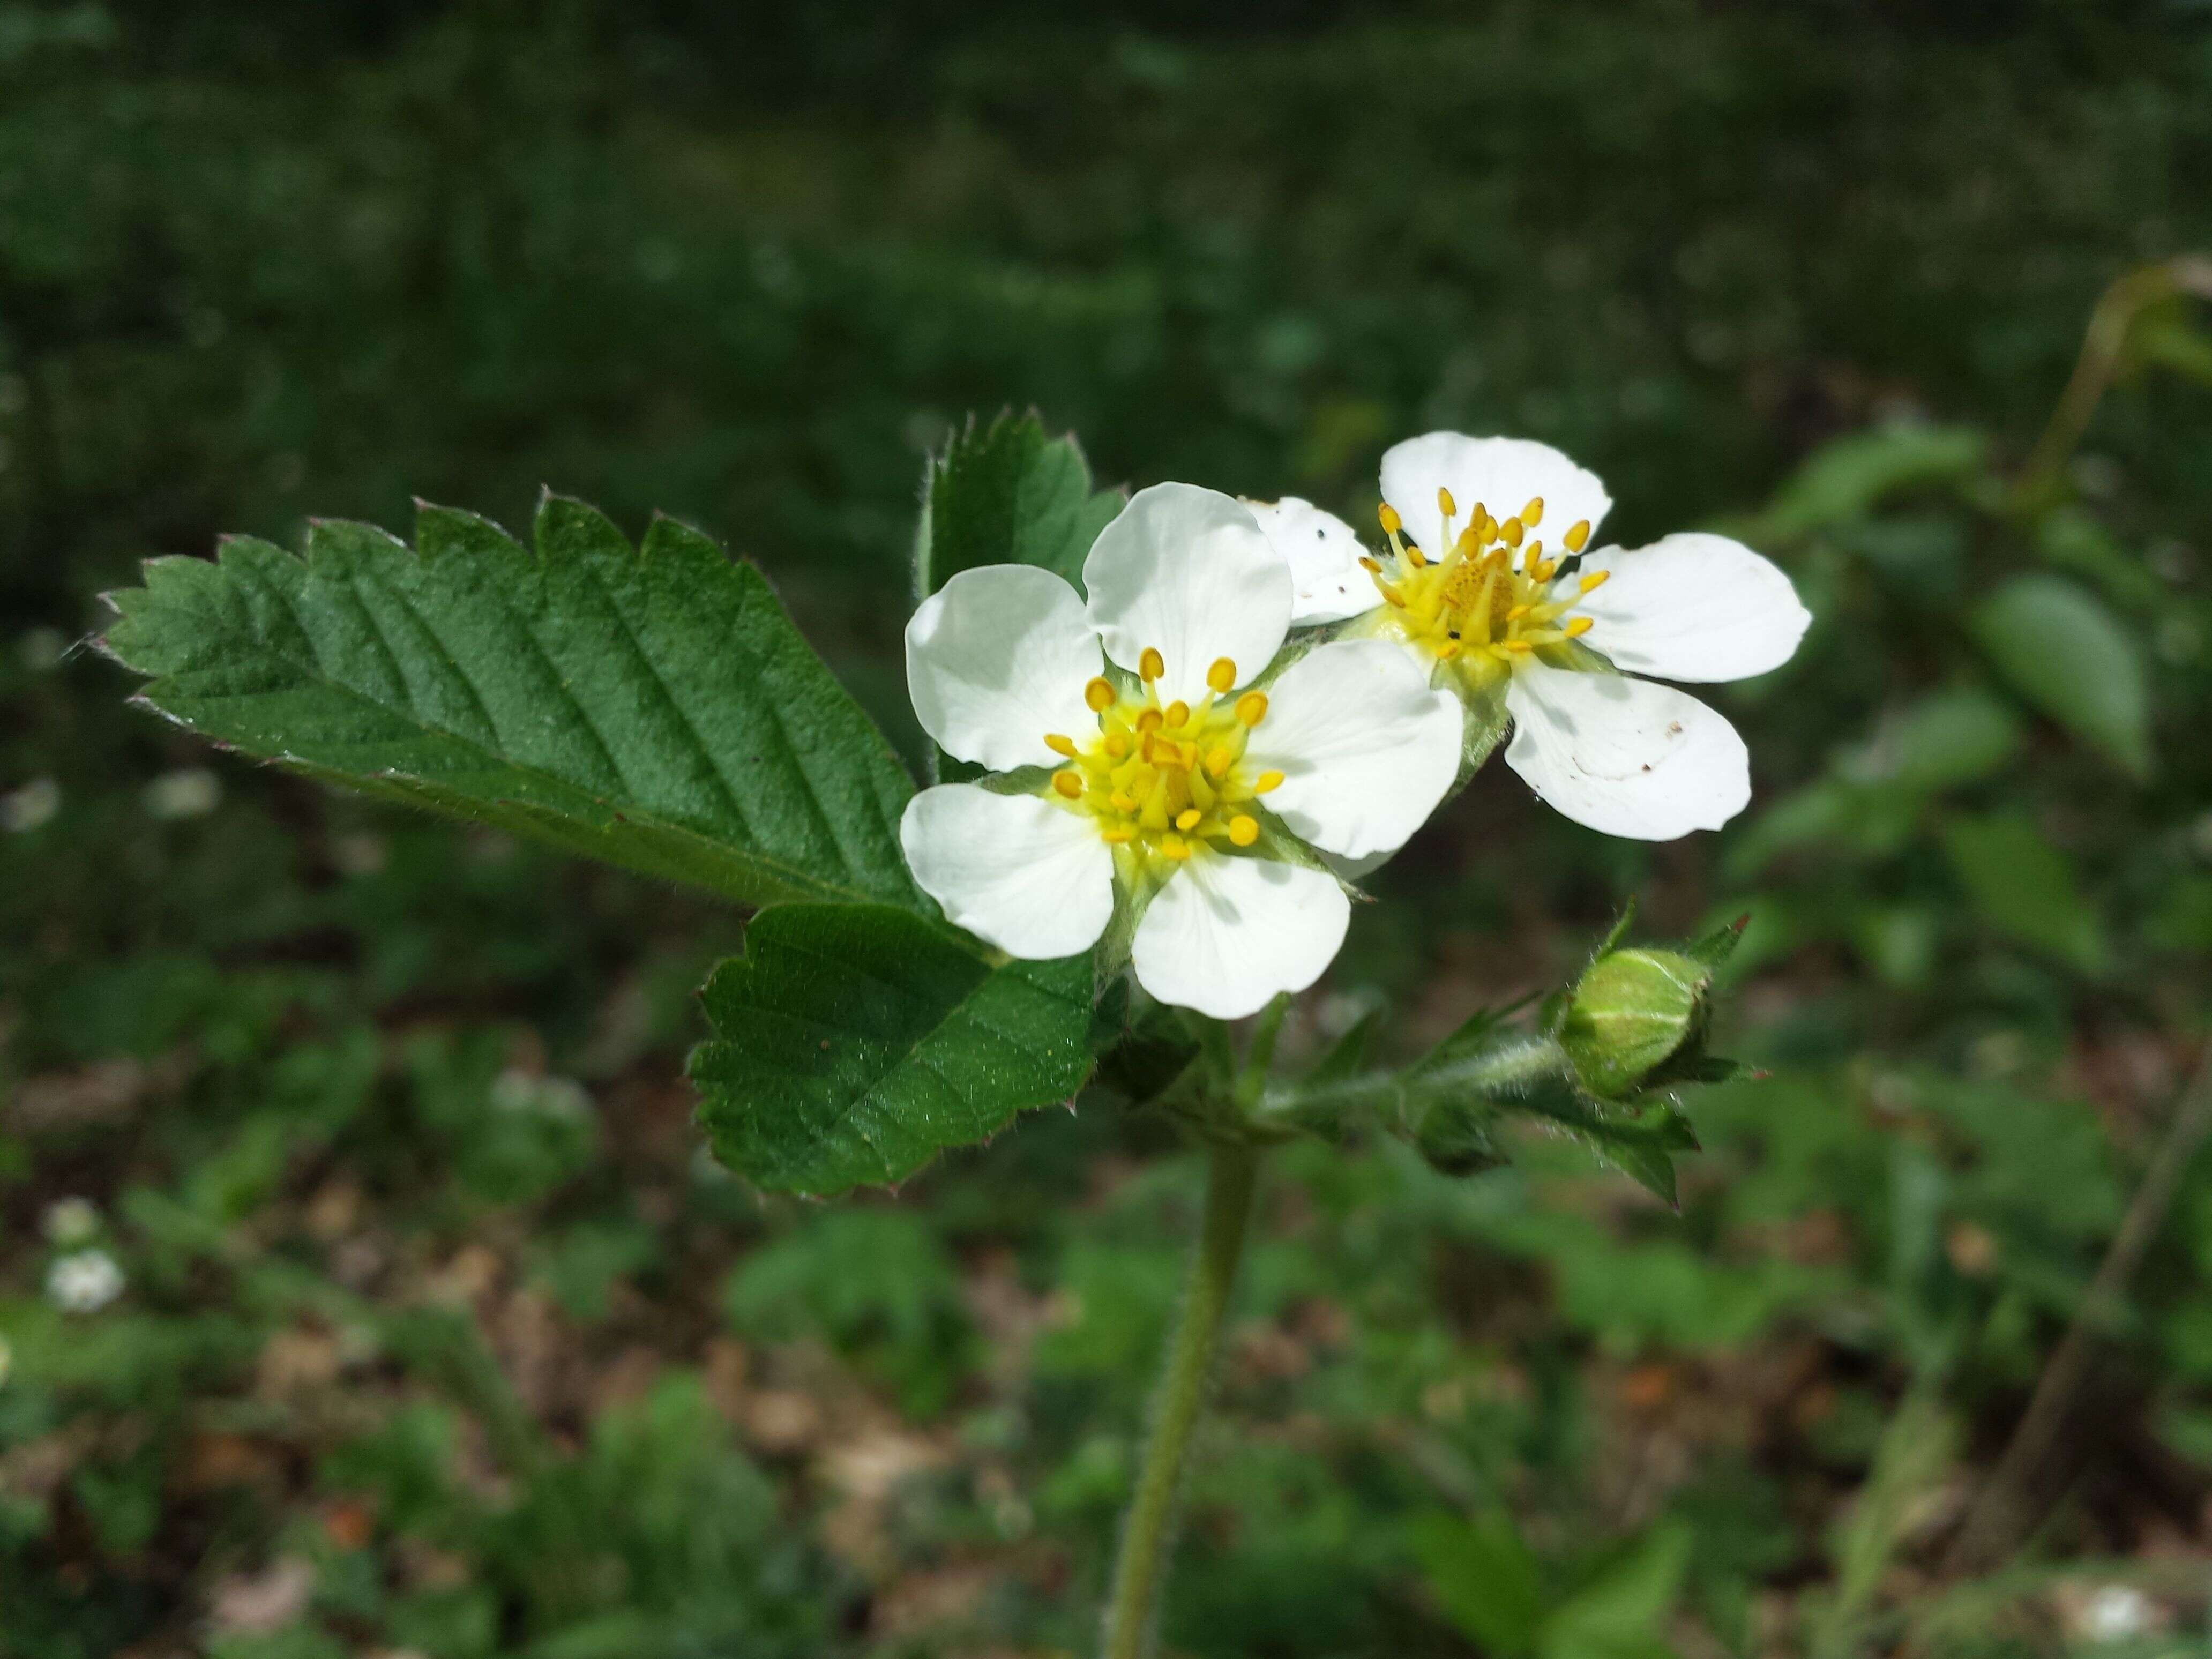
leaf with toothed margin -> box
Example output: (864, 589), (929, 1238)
(913, 409), (1126, 603)
(690, 903), (1095, 1195)
(98, 497), (926, 912)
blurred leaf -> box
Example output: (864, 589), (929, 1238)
(1409, 1508), (1545, 1656)
(1541, 1523), (1690, 1659)
(1967, 574), (2153, 779)
(914, 409), (1126, 600)
(1841, 688), (2023, 793)
(2131, 310), (2212, 387)
(691, 903), (1094, 1194)
(1757, 424), (1987, 539)
(1941, 813), (2109, 973)
(101, 502), (925, 910)
(2032, 507), (2166, 611)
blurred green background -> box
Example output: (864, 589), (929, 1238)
(5, 3), (2212, 1655)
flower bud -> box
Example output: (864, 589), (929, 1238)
(1558, 947), (1712, 1100)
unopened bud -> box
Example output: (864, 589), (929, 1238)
(1559, 947), (1712, 1099)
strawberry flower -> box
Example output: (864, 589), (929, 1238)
(901, 483), (1460, 1018)
(1254, 433), (1812, 840)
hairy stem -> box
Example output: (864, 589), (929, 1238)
(1100, 1141), (1262, 1659)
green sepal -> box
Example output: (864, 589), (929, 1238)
(1557, 947), (1712, 1100)
(690, 903), (1095, 1196)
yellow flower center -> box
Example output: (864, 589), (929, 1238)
(1042, 652), (1282, 870)
(1352, 489), (1606, 691)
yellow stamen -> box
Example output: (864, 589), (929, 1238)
(1163, 700), (1190, 729)
(1139, 646), (1165, 683)
(1564, 520), (1590, 553)
(1103, 732), (1130, 759)
(1205, 745), (1233, 778)
(1521, 496), (1543, 527)
(1436, 640), (1463, 660)
(1044, 733), (1077, 758)
(1578, 569), (1610, 593)
(1437, 485), (1456, 520)
(1052, 771), (1084, 799)
(1383, 588), (1409, 608)
(1160, 834), (1191, 860)
(1505, 603), (1530, 621)
(1228, 815), (1259, 847)
(1378, 503), (1402, 535)
(1235, 692), (1268, 727)
(1564, 616), (1594, 637)
(1102, 826), (1135, 843)
(1175, 808), (1202, 832)
(1500, 638), (1534, 653)
(1255, 769), (1284, 793)
(1085, 677), (1116, 712)
(1499, 516), (1525, 548)
(1358, 555), (1381, 573)
(1207, 657), (1237, 693)
(1136, 708), (1164, 734)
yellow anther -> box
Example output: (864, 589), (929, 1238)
(1101, 826), (1135, 844)
(1358, 555), (1381, 573)
(1207, 657), (1237, 693)
(1255, 769), (1285, 793)
(1228, 815), (1260, 847)
(1521, 496), (1544, 526)
(1111, 790), (1139, 812)
(1175, 808), (1202, 832)
(1436, 640), (1463, 661)
(1139, 646), (1165, 682)
(1085, 677), (1116, 712)
(1564, 616), (1595, 637)
(1052, 771), (1084, 799)
(1044, 733), (1077, 758)
(1163, 700), (1191, 729)
(1578, 569), (1610, 593)
(1530, 561), (1555, 583)
(1235, 691), (1268, 727)
(1506, 603), (1530, 621)
(1437, 486), (1457, 520)
(1384, 589), (1409, 608)
(1161, 834), (1191, 860)
(1501, 638), (1534, 653)
(1564, 519), (1591, 553)
(1499, 517), (1525, 547)
(1135, 708), (1164, 734)
(1473, 509), (1494, 543)
(1378, 503), (1402, 535)
(1524, 540), (1544, 564)
(1406, 545), (1428, 569)
(1104, 732), (1130, 759)
(1204, 745), (1233, 778)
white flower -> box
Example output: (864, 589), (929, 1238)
(42, 1196), (100, 1246)
(2080, 1584), (2153, 1641)
(901, 483), (1462, 1019)
(145, 767), (222, 820)
(47, 1249), (124, 1314)
(1250, 432), (1812, 841)
(1, 776), (59, 833)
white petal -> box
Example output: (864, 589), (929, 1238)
(905, 565), (1102, 773)
(1083, 483), (1292, 705)
(1568, 533), (1811, 683)
(1131, 854), (1349, 1020)
(1503, 661), (1750, 840)
(1243, 496), (1381, 624)
(900, 786), (1114, 959)
(1243, 639), (1461, 860)
(1379, 432), (1611, 561)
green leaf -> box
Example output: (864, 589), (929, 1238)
(1968, 574), (2153, 780)
(1757, 423), (1987, 540)
(1540, 1523), (1689, 1659)
(101, 500), (925, 911)
(690, 904), (1095, 1195)
(1409, 1508), (1545, 1656)
(1941, 813), (2110, 974)
(913, 409), (1126, 601)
